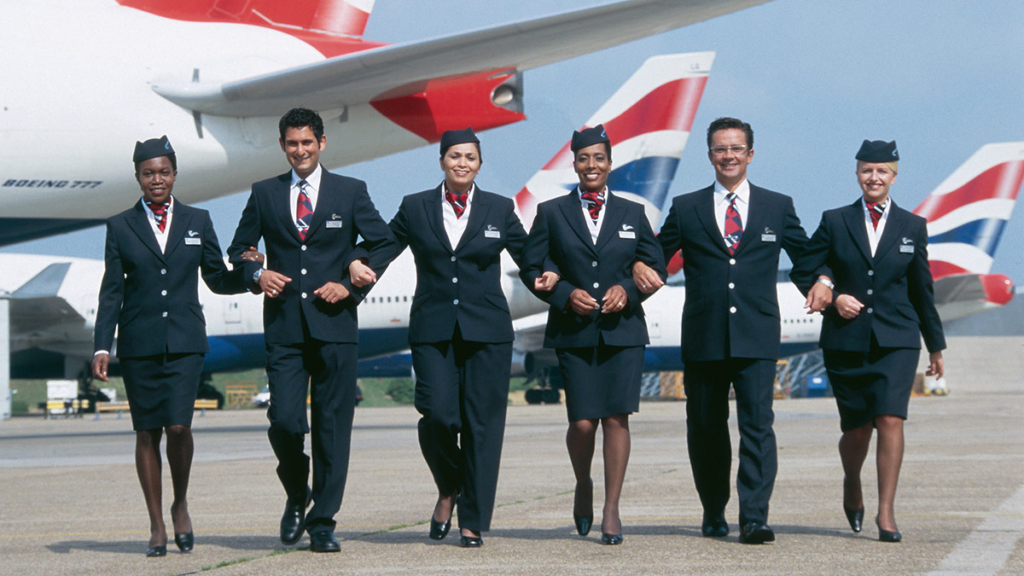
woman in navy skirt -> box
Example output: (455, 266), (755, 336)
(792, 140), (946, 542)
(521, 125), (666, 544)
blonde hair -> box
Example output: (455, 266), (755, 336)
(885, 161), (898, 174)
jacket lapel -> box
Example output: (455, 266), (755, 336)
(163, 201), (190, 259)
(595, 192), (627, 251)
(274, 173), (301, 242)
(559, 189), (598, 256)
(873, 200), (906, 263)
(425, 185), (454, 254)
(125, 200), (165, 262)
(455, 188), (491, 253)
(841, 199), (873, 264)
(693, 186), (730, 256)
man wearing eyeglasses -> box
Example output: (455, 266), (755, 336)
(632, 117), (831, 544)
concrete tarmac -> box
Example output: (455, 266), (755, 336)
(1, 336), (1022, 575)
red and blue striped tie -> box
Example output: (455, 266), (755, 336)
(296, 180), (312, 241)
(147, 201), (168, 232)
(866, 201), (884, 229)
(581, 190), (605, 222)
(724, 192), (743, 254)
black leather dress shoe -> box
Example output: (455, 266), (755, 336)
(429, 517), (451, 540)
(701, 513), (729, 538)
(573, 479), (594, 536)
(875, 517), (902, 543)
(146, 545), (167, 557)
(739, 521), (775, 544)
(844, 505), (864, 533)
(280, 486), (312, 545)
(309, 531), (340, 553)
(174, 531), (194, 552)
(459, 534), (483, 548)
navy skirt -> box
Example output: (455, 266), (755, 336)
(823, 342), (919, 432)
(556, 344), (644, 421)
(120, 353), (204, 431)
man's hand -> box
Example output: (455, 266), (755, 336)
(240, 245), (264, 265)
(348, 259), (376, 288)
(601, 285), (629, 313)
(259, 270), (292, 298)
(834, 294), (864, 320)
(534, 271), (559, 292)
(926, 351), (945, 380)
(632, 261), (664, 294)
(804, 279), (834, 314)
(92, 353), (110, 383)
(314, 282), (351, 304)
(569, 288), (600, 316)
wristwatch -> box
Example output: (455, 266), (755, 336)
(816, 277), (835, 290)
(253, 268), (265, 284)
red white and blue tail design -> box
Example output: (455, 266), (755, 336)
(515, 52), (714, 230)
(914, 142), (1024, 279)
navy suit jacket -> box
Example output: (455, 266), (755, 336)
(659, 184), (809, 362)
(94, 199), (246, 358)
(382, 185), (528, 344)
(520, 189), (666, 349)
(228, 168), (396, 345)
(791, 199), (946, 354)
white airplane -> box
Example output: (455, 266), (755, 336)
(0, 50), (716, 382)
(0, 0), (768, 246)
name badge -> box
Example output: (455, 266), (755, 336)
(326, 221), (343, 229)
(484, 230), (501, 239)
(618, 231), (636, 239)
(184, 237), (201, 245)
(761, 234), (776, 242)
(899, 245), (914, 254)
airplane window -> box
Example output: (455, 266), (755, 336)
(387, 296), (392, 303)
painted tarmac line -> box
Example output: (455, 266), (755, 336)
(930, 482), (1024, 575)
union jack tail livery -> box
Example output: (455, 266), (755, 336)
(515, 51), (715, 230)
(913, 142), (1024, 319)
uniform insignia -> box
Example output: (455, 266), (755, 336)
(485, 224), (500, 238)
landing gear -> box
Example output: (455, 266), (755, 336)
(75, 364), (109, 413)
(524, 366), (562, 405)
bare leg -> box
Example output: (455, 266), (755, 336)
(136, 429), (166, 548)
(567, 419), (599, 518)
(600, 414), (631, 535)
(839, 422), (873, 511)
(874, 415), (904, 531)
(165, 425), (194, 536)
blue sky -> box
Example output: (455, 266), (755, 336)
(7, 0), (1024, 281)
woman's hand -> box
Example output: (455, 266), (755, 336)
(569, 289), (600, 315)
(534, 271), (559, 292)
(91, 353), (110, 383)
(926, 351), (944, 380)
(601, 285), (628, 313)
(240, 245), (264, 265)
(632, 261), (664, 294)
(834, 294), (864, 319)
(348, 259), (376, 288)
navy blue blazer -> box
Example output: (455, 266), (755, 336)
(94, 199), (246, 358)
(520, 189), (666, 349)
(659, 184), (809, 362)
(228, 168), (396, 345)
(791, 199), (946, 354)
(383, 185), (528, 344)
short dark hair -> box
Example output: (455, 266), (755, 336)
(134, 153), (177, 174)
(440, 142), (483, 163)
(573, 141), (612, 162)
(279, 108), (324, 141)
(707, 117), (753, 150)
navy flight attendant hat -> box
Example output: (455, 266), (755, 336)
(133, 135), (175, 164)
(855, 140), (899, 162)
(439, 127), (480, 155)
(571, 124), (611, 153)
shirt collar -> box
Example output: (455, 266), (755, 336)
(714, 178), (750, 204)
(142, 195), (174, 214)
(862, 196), (890, 213)
(291, 164), (323, 192)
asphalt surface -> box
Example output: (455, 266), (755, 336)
(1, 336), (1022, 575)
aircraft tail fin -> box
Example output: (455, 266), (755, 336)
(515, 51), (714, 230)
(913, 142), (1024, 279)
(119, 0), (376, 37)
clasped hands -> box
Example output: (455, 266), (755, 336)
(239, 246), (352, 303)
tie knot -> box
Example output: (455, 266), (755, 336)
(726, 191), (737, 203)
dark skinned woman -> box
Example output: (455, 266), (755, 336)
(520, 125), (666, 544)
(92, 137), (246, 556)
(792, 140), (946, 542)
(351, 128), (556, 547)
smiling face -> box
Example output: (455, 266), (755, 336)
(135, 156), (176, 204)
(708, 127), (753, 190)
(440, 142), (481, 193)
(280, 126), (326, 178)
(857, 161), (897, 203)
(573, 143), (612, 192)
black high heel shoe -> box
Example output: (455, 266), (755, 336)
(146, 545), (166, 557)
(429, 492), (457, 540)
(843, 505), (864, 533)
(875, 516), (902, 543)
(573, 479), (594, 536)
(601, 519), (623, 545)
(174, 531), (194, 552)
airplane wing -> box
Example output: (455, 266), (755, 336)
(8, 263), (92, 357)
(153, 0), (769, 117)
(933, 272), (1015, 322)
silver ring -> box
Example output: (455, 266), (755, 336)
(271, 289), (277, 295)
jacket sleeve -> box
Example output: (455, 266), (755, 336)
(93, 222), (124, 353)
(907, 221), (946, 353)
(618, 210), (667, 307)
(519, 204), (575, 310)
(227, 189), (264, 291)
(657, 200), (684, 264)
(503, 202), (531, 270)
(341, 182), (398, 303)
(200, 212), (248, 295)
(790, 214), (831, 297)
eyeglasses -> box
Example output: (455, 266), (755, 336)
(709, 145), (749, 156)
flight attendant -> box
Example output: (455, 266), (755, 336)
(520, 125), (666, 545)
(350, 128), (554, 547)
(92, 136), (247, 556)
(791, 140), (946, 542)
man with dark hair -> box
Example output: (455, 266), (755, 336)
(229, 108), (395, 553)
(634, 117), (831, 544)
